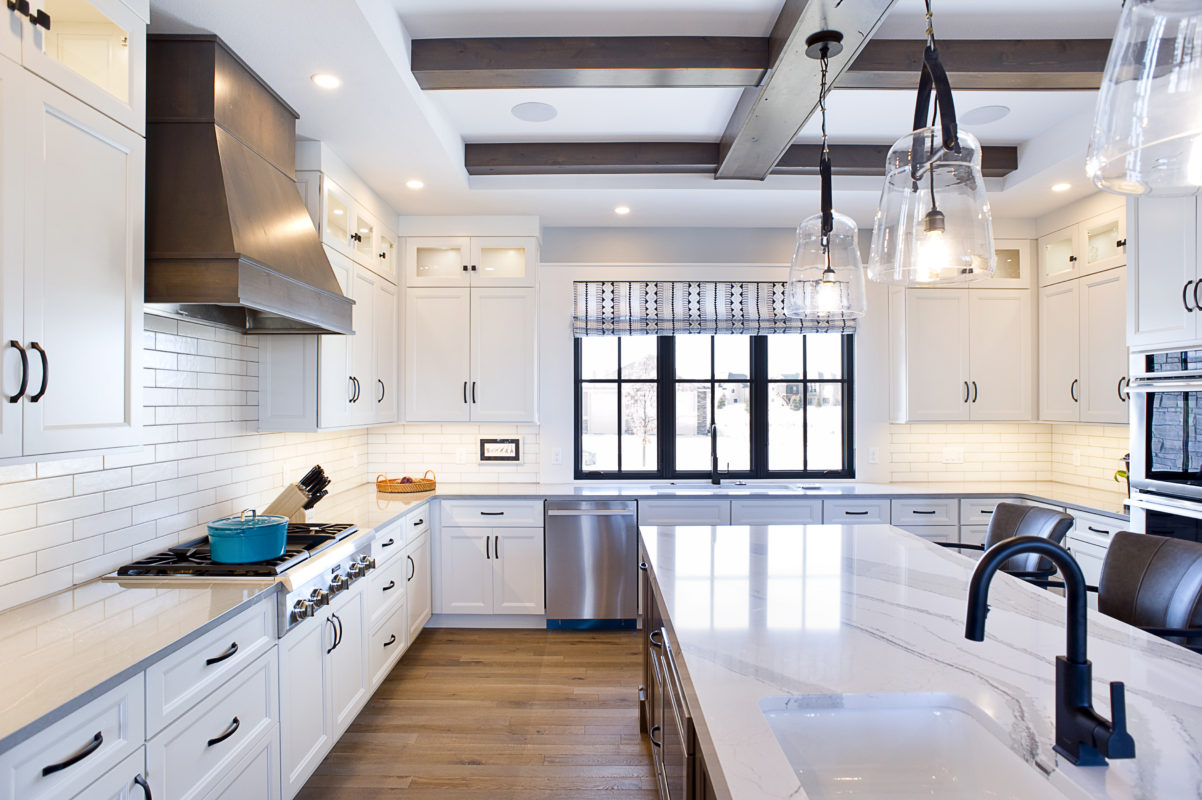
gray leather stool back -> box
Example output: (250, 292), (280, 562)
(986, 502), (1075, 573)
(1100, 532), (1202, 631)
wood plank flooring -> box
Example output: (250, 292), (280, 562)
(297, 628), (658, 799)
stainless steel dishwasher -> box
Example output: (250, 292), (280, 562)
(545, 500), (638, 627)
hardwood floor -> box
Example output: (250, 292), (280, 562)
(297, 628), (658, 799)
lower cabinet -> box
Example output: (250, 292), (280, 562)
(638, 500), (731, 526)
(440, 526), (545, 615)
(368, 602), (408, 690)
(76, 749), (149, 800)
(328, 586), (368, 737)
(405, 531), (433, 642)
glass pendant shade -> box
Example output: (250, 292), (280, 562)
(867, 127), (996, 285)
(785, 210), (867, 320)
(1086, 0), (1202, 196)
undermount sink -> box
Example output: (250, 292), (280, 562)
(760, 693), (1084, 800)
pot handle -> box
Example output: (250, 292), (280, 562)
(239, 508), (257, 522)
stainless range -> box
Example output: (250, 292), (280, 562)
(107, 522), (377, 637)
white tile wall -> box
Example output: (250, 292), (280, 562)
(888, 422), (1130, 500)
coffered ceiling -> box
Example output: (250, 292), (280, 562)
(148, 0), (1123, 229)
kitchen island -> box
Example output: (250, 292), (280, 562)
(638, 524), (1202, 800)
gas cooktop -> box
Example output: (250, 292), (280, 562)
(115, 522), (358, 578)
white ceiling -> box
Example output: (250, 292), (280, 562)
(147, 0), (1122, 230)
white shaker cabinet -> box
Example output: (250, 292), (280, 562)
(373, 278), (397, 423)
(1127, 197), (1199, 350)
(327, 583), (368, 737)
(404, 287), (538, 423)
(405, 236), (538, 288)
(1039, 266), (1128, 424)
(1037, 205), (1126, 288)
(0, 57), (22, 459)
(890, 288), (1032, 422)
(438, 508), (545, 616)
(14, 69), (142, 456)
(1039, 281), (1081, 422)
(404, 530), (432, 643)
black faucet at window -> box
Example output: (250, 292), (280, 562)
(964, 536), (1135, 766)
(709, 423), (720, 485)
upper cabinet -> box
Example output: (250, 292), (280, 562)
(889, 286), (1033, 423)
(0, 33), (142, 461)
(12, 0), (146, 134)
(298, 170), (399, 284)
(1127, 197), (1201, 351)
(405, 236), (538, 288)
(1038, 205), (1127, 287)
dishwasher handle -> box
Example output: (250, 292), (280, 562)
(546, 509), (636, 517)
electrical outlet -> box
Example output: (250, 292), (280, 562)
(456, 447), (468, 464)
(941, 446), (965, 464)
(551, 447), (563, 466)
(868, 447), (879, 464)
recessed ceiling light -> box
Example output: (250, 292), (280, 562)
(511, 102), (558, 123)
(960, 105), (1010, 125)
(406, 179), (424, 190)
(614, 205), (631, 215)
(1052, 182), (1072, 192)
(311, 73), (342, 90)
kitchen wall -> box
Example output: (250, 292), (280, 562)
(0, 315), (370, 614)
(887, 422), (1129, 497)
(369, 424), (541, 484)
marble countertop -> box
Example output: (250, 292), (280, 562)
(640, 524), (1202, 800)
(323, 479), (1129, 519)
(0, 579), (278, 750)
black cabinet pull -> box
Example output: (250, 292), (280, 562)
(383, 633), (397, 647)
(962, 380), (969, 403)
(407, 554), (415, 581)
(485, 535), (490, 559)
(1070, 378), (1079, 403)
(30, 6), (48, 28)
(844, 510), (869, 516)
(326, 617), (338, 653)
(1087, 526), (1111, 535)
(1118, 376), (1128, 402)
(134, 774), (152, 799)
(649, 724), (662, 748)
(463, 380), (468, 403)
(471, 381), (477, 403)
(381, 537), (395, 548)
(494, 534), (500, 558)
(204, 641), (238, 666)
(378, 379), (385, 403)
(479, 511), (504, 516)
(1185, 280), (1195, 312)
(470, 264), (477, 271)
(1068, 254), (1078, 262)
(979, 509), (993, 515)
(1116, 238), (1126, 248)
(462, 264), (469, 272)
(333, 613), (343, 649)
(382, 580), (396, 592)
(41, 731), (102, 776)
(971, 381), (978, 403)
(206, 717), (240, 748)
(7, 340), (27, 403)
(1194, 279), (1201, 312)
(379, 251), (387, 259)
(413, 518), (424, 526)
(913, 509), (937, 515)
(28, 342), (47, 402)
(348, 377), (356, 402)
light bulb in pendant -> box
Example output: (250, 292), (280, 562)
(815, 268), (843, 314)
(915, 209), (948, 282)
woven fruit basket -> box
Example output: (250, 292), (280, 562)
(377, 470), (436, 494)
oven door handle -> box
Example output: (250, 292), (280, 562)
(1125, 379), (1202, 393)
(1129, 494), (1202, 521)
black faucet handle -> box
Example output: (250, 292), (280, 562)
(1105, 682), (1136, 759)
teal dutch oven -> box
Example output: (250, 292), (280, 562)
(207, 510), (289, 563)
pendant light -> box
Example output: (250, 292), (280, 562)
(866, 1), (995, 285)
(1086, 0), (1202, 196)
(785, 31), (867, 321)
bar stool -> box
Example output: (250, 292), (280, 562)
(940, 502), (1075, 578)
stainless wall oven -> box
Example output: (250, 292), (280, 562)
(1130, 348), (1202, 502)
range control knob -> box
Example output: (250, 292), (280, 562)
(359, 555), (376, 572)
(290, 599), (312, 624)
(309, 588), (329, 608)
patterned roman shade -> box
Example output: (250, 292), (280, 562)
(571, 281), (857, 336)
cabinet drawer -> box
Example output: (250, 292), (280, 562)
(1070, 512), (1124, 546)
(367, 554), (407, 628)
(404, 504), (432, 545)
(145, 598), (275, 736)
(638, 500), (731, 526)
(195, 720), (278, 800)
(372, 520), (405, 567)
(369, 603), (408, 690)
(730, 499), (821, 525)
(892, 498), (959, 526)
(70, 748), (147, 800)
(147, 649), (278, 800)
(897, 525), (959, 544)
(960, 498), (1014, 524)
(960, 525), (990, 549)
(823, 499), (890, 523)
(0, 673), (144, 800)
(441, 500), (544, 527)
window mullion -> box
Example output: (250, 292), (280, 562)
(659, 336), (674, 478)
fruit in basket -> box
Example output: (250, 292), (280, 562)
(400, 476), (414, 484)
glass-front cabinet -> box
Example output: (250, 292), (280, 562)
(1038, 225), (1080, 286)
(322, 179), (355, 258)
(1081, 206), (1127, 274)
(352, 208), (377, 264)
(376, 228), (397, 283)
(20, 0), (146, 133)
(405, 236), (538, 288)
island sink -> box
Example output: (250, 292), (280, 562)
(760, 693), (1081, 800)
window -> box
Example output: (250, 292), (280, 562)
(576, 334), (853, 479)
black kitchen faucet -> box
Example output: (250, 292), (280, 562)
(964, 536), (1136, 766)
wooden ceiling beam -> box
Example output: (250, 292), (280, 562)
(465, 142), (1019, 178)
(412, 36), (1108, 92)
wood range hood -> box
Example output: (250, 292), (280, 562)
(144, 34), (354, 335)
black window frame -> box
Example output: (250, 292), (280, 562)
(574, 333), (854, 480)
